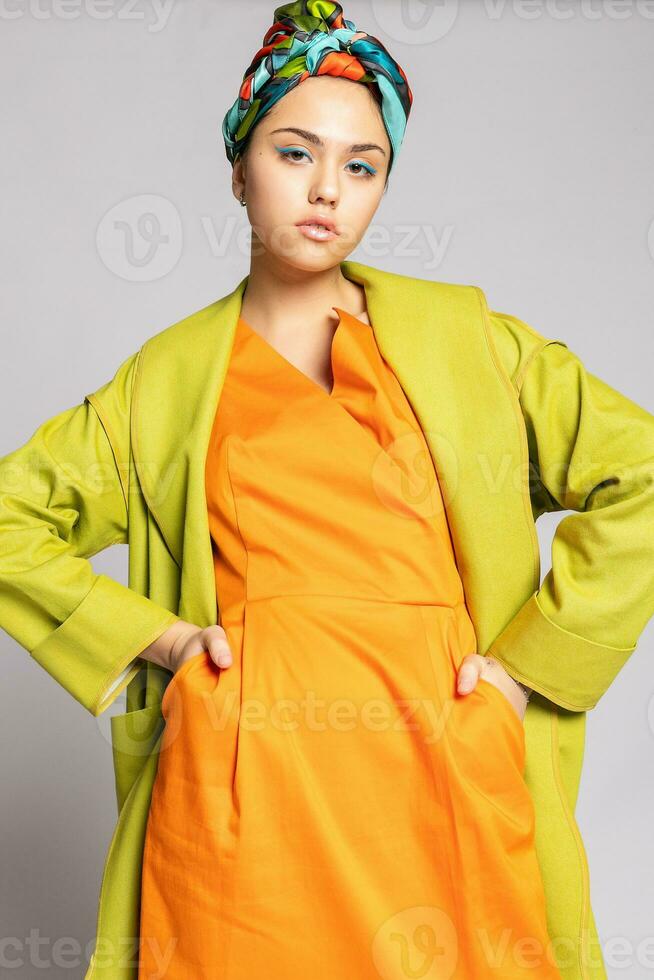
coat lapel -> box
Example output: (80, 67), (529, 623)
(131, 260), (536, 649)
(130, 274), (247, 627)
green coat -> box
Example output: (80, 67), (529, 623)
(2, 260), (653, 979)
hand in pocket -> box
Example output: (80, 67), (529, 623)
(456, 653), (528, 723)
(169, 622), (234, 674)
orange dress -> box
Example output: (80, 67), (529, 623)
(138, 309), (561, 979)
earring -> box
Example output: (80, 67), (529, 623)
(239, 191), (246, 207)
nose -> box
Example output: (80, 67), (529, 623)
(309, 165), (339, 209)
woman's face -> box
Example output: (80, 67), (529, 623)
(232, 75), (391, 272)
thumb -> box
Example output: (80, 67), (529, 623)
(202, 624), (234, 669)
(457, 653), (483, 694)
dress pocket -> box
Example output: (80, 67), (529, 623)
(447, 668), (532, 830)
(475, 674), (526, 743)
(161, 650), (209, 717)
(418, 603), (531, 823)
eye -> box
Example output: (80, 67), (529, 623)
(274, 146), (377, 179)
(275, 146), (312, 163)
(346, 160), (377, 179)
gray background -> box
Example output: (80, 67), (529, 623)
(1, 1), (653, 975)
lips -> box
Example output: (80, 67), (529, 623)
(295, 216), (338, 235)
(294, 218), (340, 243)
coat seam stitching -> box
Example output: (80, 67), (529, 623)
(85, 393), (129, 516)
(479, 286), (591, 969)
(473, 286), (541, 593)
(514, 340), (554, 395)
(130, 341), (181, 569)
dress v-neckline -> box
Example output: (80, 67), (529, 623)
(233, 305), (426, 483)
(237, 307), (369, 400)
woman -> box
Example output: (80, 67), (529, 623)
(2, 3), (652, 979)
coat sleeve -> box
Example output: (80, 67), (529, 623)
(0, 349), (181, 717)
(485, 329), (654, 712)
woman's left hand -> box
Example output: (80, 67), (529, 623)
(457, 653), (529, 722)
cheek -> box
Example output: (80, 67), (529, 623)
(337, 187), (381, 238)
(248, 168), (303, 227)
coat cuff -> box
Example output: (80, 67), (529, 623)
(485, 591), (636, 712)
(29, 574), (181, 716)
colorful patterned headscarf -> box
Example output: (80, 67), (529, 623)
(221, 1), (413, 174)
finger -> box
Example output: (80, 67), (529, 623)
(457, 654), (483, 694)
(202, 626), (233, 669)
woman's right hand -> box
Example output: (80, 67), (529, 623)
(140, 619), (233, 673)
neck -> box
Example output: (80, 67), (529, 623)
(241, 255), (368, 331)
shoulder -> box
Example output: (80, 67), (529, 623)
(82, 299), (221, 430)
(85, 348), (142, 417)
(472, 290), (568, 392)
(358, 262), (480, 308)
(135, 284), (247, 383)
(346, 262), (571, 390)
(388, 265), (567, 385)
(139, 295), (228, 352)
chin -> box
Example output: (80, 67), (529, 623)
(271, 245), (349, 274)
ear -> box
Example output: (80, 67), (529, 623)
(231, 154), (246, 204)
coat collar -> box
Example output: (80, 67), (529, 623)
(131, 260), (537, 647)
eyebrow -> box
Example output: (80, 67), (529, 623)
(268, 127), (387, 157)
